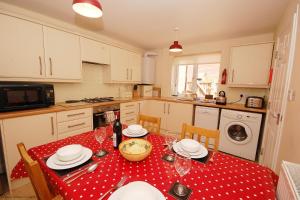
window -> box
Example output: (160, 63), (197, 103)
(172, 53), (221, 98)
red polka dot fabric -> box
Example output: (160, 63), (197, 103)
(11, 131), (278, 200)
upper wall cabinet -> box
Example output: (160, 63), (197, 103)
(0, 14), (82, 82)
(104, 46), (142, 83)
(228, 42), (274, 88)
(43, 27), (81, 80)
(0, 14), (45, 78)
(80, 37), (110, 65)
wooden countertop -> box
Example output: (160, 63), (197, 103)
(0, 97), (266, 120)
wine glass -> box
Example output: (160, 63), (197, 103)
(174, 151), (192, 196)
(164, 135), (177, 161)
(94, 127), (107, 157)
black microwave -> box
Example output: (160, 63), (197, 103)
(0, 82), (55, 112)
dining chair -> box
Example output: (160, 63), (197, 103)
(17, 143), (63, 200)
(137, 114), (161, 134)
(180, 123), (220, 151)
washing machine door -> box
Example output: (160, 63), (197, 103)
(225, 122), (252, 145)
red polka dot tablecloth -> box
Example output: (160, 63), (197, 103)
(11, 131), (278, 200)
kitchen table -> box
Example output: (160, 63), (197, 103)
(11, 131), (278, 200)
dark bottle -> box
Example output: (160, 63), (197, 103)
(113, 116), (122, 149)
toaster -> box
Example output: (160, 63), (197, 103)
(245, 96), (264, 108)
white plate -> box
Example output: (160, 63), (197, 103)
(122, 128), (148, 137)
(53, 153), (85, 166)
(46, 147), (93, 170)
(173, 142), (208, 159)
(179, 139), (201, 153)
(108, 181), (165, 200)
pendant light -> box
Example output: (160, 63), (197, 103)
(169, 27), (183, 53)
(72, 0), (103, 18)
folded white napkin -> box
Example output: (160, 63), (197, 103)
(105, 111), (115, 124)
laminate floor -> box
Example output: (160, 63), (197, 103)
(0, 183), (36, 200)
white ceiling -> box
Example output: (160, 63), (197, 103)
(1, 0), (290, 50)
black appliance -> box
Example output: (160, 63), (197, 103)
(93, 104), (120, 129)
(0, 82), (55, 112)
(216, 91), (227, 105)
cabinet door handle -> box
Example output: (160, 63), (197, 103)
(68, 122), (85, 128)
(125, 104), (134, 108)
(38, 56), (42, 75)
(50, 117), (54, 136)
(126, 68), (129, 80)
(168, 104), (170, 114)
(232, 69), (235, 82)
(125, 111), (135, 115)
(138, 103), (141, 113)
(163, 103), (166, 114)
(49, 57), (53, 76)
(67, 112), (85, 117)
(131, 69), (133, 80)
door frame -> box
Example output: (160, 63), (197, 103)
(260, 5), (299, 170)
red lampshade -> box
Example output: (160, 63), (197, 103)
(72, 0), (103, 18)
(169, 41), (183, 53)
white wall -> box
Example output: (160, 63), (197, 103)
(275, 0), (300, 172)
(52, 63), (133, 103)
(155, 33), (274, 103)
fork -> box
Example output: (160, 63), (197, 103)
(99, 176), (128, 200)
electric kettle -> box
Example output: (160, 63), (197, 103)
(216, 91), (227, 105)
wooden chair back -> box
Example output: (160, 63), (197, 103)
(180, 123), (220, 151)
(17, 143), (62, 200)
(137, 114), (161, 134)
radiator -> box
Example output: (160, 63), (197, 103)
(277, 161), (300, 200)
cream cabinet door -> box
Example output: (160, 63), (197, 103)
(43, 26), (81, 80)
(80, 37), (110, 65)
(107, 46), (128, 82)
(166, 102), (193, 134)
(0, 14), (45, 78)
(142, 100), (167, 130)
(128, 52), (142, 82)
(229, 42), (274, 86)
(2, 113), (57, 180)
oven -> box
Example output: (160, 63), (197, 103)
(93, 104), (120, 129)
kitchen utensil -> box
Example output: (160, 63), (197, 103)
(62, 161), (100, 182)
(216, 90), (227, 105)
(245, 96), (264, 108)
(99, 175), (128, 200)
(65, 163), (98, 184)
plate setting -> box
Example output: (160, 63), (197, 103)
(122, 128), (148, 138)
(173, 140), (208, 159)
(46, 147), (93, 170)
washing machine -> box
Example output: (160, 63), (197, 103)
(219, 109), (262, 161)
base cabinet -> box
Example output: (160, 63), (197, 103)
(141, 100), (193, 134)
(2, 113), (57, 188)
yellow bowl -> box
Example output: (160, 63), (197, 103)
(119, 139), (152, 161)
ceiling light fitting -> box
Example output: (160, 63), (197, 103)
(169, 27), (183, 53)
(72, 0), (103, 18)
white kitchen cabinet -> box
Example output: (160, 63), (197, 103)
(104, 46), (141, 83)
(141, 100), (193, 134)
(57, 108), (93, 139)
(43, 26), (82, 80)
(229, 42), (274, 88)
(0, 14), (45, 78)
(129, 52), (142, 82)
(120, 102), (139, 125)
(80, 37), (110, 65)
(2, 113), (57, 186)
(165, 102), (193, 133)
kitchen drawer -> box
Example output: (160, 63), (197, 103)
(58, 117), (91, 134)
(121, 115), (137, 125)
(120, 102), (137, 111)
(58, 126), (92, 140)
(57, 108), (92, 122)
(120, 109), (137, 119)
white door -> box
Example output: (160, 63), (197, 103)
(2, 113), (57, 182)
(0, 14), (45, 78)
(129, 52), (142, 82)
(166, 102), (193, 134)
(43, 26), (81, 80)
(260, 7), (299, 169)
